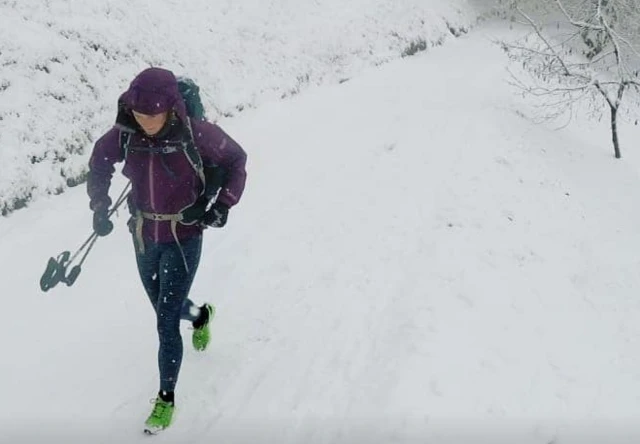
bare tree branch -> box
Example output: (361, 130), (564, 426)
(516, 5), (573, 75)
(554, 0), (605, 31)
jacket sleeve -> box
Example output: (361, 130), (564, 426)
(87, 128), (124, 212)
(195, 122), (247, 207)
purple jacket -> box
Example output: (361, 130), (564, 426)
(87, 68), (247, 243)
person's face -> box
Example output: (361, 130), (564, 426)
(132, 110), (169, 136)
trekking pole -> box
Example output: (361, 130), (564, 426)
(40, 182), (131, 292)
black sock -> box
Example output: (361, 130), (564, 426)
(192, 305), (209, 329)
(159, 390), (175, 405)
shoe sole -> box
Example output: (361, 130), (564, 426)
(143, 426), (165, 435)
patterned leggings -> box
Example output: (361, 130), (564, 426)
(134, 235), (203, 393)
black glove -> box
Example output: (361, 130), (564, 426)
(93, 210), (114, 237)
(180, 196), (210, 225)
(203, 165), (226, 197)
(203, 201), (229, 228)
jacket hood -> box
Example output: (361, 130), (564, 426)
(118, 67), (188, 123)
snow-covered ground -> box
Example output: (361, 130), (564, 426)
(0, 0), (475, 215)
(3, 16), (640, 443)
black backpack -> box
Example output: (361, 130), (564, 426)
(176, 76), (206, 121)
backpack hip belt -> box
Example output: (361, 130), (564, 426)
(134, 210), (191, 272)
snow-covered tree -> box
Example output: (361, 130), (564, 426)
(499, 0), (640, 158)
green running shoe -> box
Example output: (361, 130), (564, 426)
(144, 397), (175, 434)
(192, 303), (215, 351)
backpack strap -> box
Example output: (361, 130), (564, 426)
(120, 129), (133, 161)
(117, 79), (212, 269)
(121, 121), (206, 272)
(182, 118), (206, 193)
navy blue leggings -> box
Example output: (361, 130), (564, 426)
(134, 235), (202, 393)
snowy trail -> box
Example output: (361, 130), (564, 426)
(3, 23), (640, 443)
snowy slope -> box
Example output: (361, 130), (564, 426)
(0, 0), (475, 215)
(3, 20), (640, 444)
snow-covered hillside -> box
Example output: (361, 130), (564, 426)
(0, 0), (476, 215)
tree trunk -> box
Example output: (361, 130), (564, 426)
(610, 104), (621, 158)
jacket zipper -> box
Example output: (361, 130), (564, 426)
(149, 153), (159, 241)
